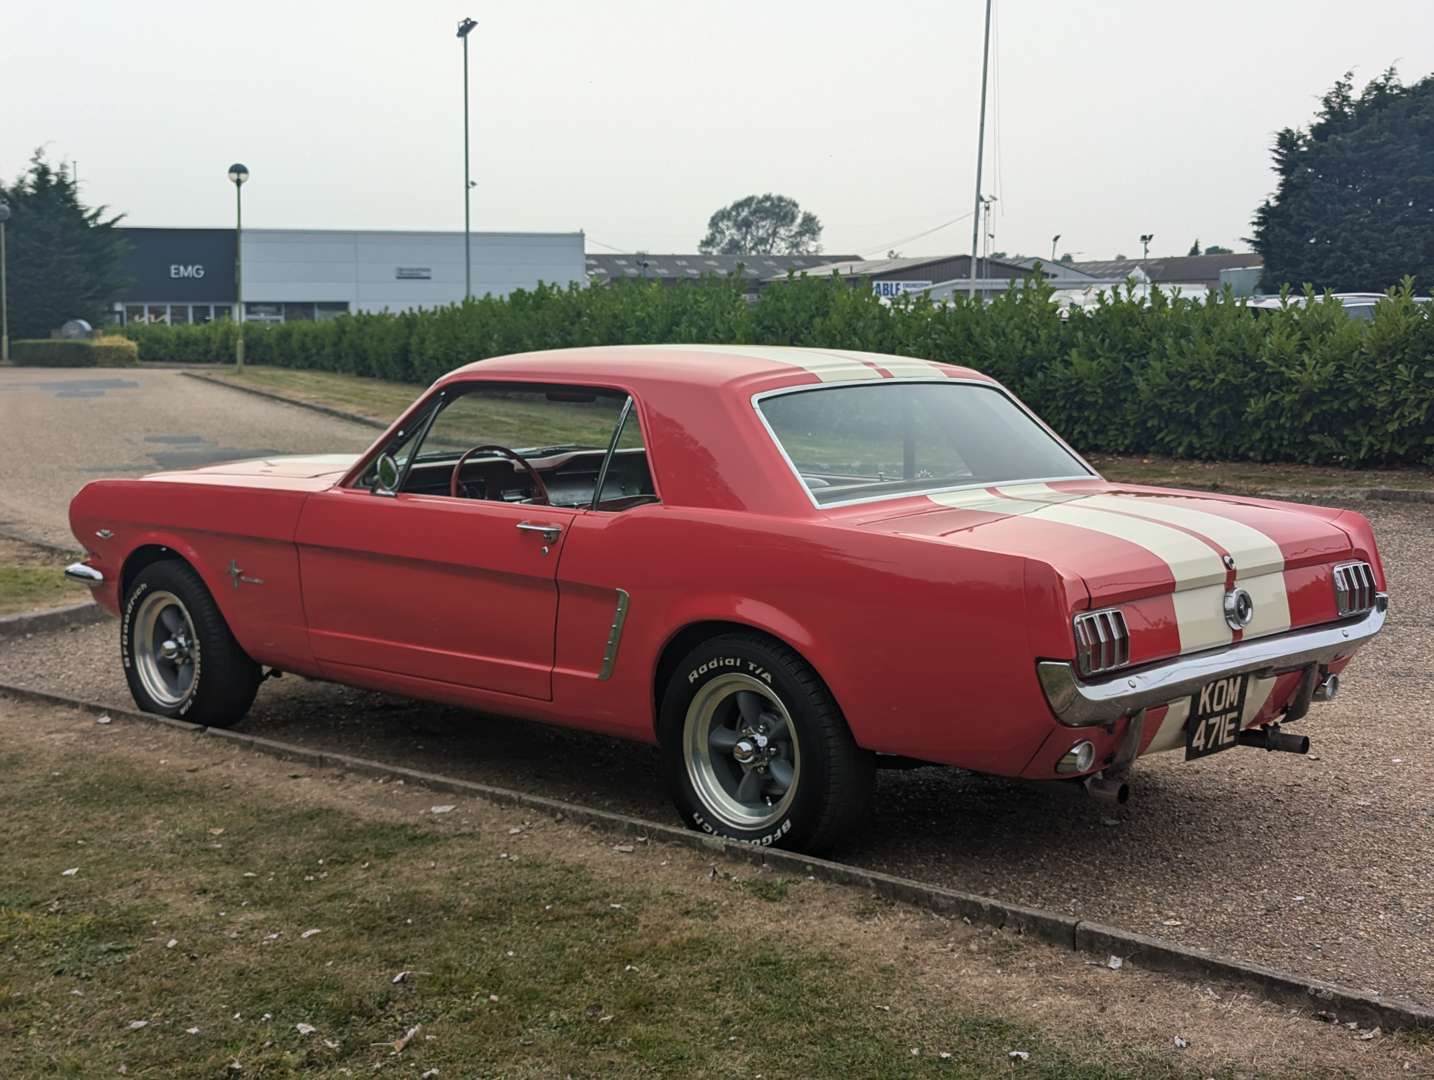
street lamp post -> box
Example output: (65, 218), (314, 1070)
(1050, 234), (1061, 263)
(1139, 233), (1154, 261)
(457, 17), (477, 302)
(0, 201), (10, 364)
(228, 164), (249, 369)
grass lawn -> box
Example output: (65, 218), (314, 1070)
(1090, 453), (1433, 496)
(190, 366), (423, 426)
(5, 699), (1418, 1078)
(0, 536), (82, 616)
(189, 365), (1433, 498)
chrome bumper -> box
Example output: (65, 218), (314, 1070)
(1038, 595), (1388, 728)
(64, 563), (105, 587)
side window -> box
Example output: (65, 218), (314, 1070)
(595, 407), (657, 509)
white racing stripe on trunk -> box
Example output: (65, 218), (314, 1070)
(1018, 484), (1294, 646)
(931, 485), (1230, 652)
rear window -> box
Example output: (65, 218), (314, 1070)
(757, 381), (1090, 507)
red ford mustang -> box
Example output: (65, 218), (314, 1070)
(66, 346), (1388, 851)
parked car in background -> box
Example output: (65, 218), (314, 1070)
(65, 346), (1388, 851)
(1245, 292), (1430, 319)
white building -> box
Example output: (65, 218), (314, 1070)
(115, 227), (586, 325)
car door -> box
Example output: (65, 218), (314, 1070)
(294, 380), (630, 701)
(296, 489), (577, 699)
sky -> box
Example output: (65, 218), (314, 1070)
(6, 0), (1433, 261)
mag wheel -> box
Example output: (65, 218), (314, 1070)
(121, 560), (260, 728)
(660, 633), (873, 853)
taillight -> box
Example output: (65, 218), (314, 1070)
(1073, 608), (1130, 676)
(1332, 561), (1377, 617)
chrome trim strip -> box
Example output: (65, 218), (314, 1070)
(1038, 595), (1388, 728)
(748, 378), (1097, 511)
(64, 563), (104, 587)
(597, 588), (631, 681)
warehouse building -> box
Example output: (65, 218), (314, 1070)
(114, 227), (586, 325)
(584, 252), (854, 298)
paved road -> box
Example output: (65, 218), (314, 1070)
(0, 368), (377, 549)
(2, 368), (1430, 1006)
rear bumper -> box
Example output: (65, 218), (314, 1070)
(1037, 595), (1388, 728)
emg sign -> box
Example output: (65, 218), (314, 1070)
(170, 264), (206, 279)
(872, 280), (931, 299)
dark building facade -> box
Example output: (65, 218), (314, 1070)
(118, 228), (238, 325)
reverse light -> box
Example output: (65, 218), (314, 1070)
(1055, 739), (1096, 775)
(1073, 608), (1130, 677)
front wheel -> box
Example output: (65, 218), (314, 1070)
(659, 633), (874, 853)
(121, 560), (260, 728)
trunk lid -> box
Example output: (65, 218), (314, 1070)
(847, 480), (1356, 659)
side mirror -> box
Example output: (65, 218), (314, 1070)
(374, 452), (400, 496)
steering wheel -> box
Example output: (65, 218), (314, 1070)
(450, 444), (551, 504)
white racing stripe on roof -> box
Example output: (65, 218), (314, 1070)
(839, 352), (945, 379)
(656, 343), (880, 383)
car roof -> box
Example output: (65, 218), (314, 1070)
(440, 344), (991, 397)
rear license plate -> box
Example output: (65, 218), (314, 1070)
(1185, 675), (1249, 760)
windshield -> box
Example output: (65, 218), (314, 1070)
(757, 381), (1090, 507)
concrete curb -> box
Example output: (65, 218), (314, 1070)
(2, 681), (1429, 1031)
(180, 371), (388, 430)
(0, 602), (110, 639)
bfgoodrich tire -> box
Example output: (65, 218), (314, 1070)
(121, 560), (260, 728)
(659, 633), (874, 853)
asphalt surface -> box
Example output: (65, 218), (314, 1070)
(2, 368), (1431, 1007)
(0, 368), (377, 548)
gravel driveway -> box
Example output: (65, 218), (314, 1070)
(4, 490), (1430, 1008)
(3, 369), (1429, 1006)
(0, 368), (377, 548)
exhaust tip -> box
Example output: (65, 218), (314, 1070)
(1083, 775), (1130, 803)
(1313, 674), (1339, 702)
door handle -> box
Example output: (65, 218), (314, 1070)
(516, 522), (563, 543)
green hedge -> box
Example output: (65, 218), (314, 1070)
(121, 276), (1434, 467)
(10, 336), (140, 367)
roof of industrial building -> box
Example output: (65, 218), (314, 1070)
(584, 252), (857, 285)
(1071, 253), (1263, 284)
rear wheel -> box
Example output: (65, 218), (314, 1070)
(121, 560), (260, 728)
(660, 633), (873, 853)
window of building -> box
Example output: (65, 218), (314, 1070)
(316, 302), (350, 321)
(245, 302), (283, 324)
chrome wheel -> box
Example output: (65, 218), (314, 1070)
(683, 673), (800, 830)
(133, 590), (199, 708)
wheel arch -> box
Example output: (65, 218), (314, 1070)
(118, 534), (228, 614)
(650, 619), (843, 741)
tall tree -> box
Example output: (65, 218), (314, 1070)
(1205, 244), (1234, 255)
(1187, 239), (1202, 256)
(1251, 69), (1434, 291)
(0, 151), (129, 339)
(699, 194), (822, 256)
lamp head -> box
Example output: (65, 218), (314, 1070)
(228, 163), (250, 186)
(456, 17), (476, 38)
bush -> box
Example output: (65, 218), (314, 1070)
(116, 276), (1434, 467)
(9, 335), (140, 367)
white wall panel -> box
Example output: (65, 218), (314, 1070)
(240, 229), (584, 311)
